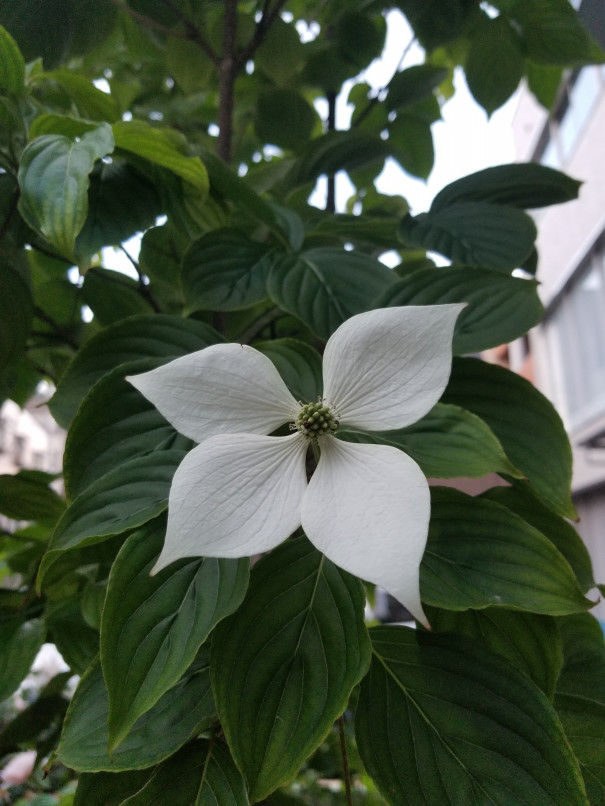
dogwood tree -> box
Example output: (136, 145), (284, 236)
(1, 1), (604, 803)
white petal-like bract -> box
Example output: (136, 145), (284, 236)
(152, 432), (308, 573)
(127, 343), (298, 443)
(301, 436), (430, 626)
(322, 304), (465, 431)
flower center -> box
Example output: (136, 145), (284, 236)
(293, 400), (339, 439)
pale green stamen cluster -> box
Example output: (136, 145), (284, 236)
(293, 400), (339, 439)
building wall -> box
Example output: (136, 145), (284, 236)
(512, 56), (605, 620)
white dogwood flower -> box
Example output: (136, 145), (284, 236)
(128, 304), (464, 626)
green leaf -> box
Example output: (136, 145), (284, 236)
(112, 119), (209, 192)
(74, 771), (153, 806)
(0, 24), (25, 96)
(396, 0), (477, 51)
(387, 64), (448, 111)
(443, 357), (575, 518)
(38, 452), (185, 589)
(481, 486), (595, 593)
(356, 626), (589, 806)
(465, 15), (524, 115)
(422, 487), (592, 614)
(50, 314), (222, 428)
(426, 606), (563, 699)
(1, 264), (33, 371)
(121, 739), (249, 806)
(182, 229), (274, 312)
(45, 596), (99, 674)
(211, 538), (371, 802)
(339, 402), (522, 479)
(557, 614), (605, 705)
(18, 125), (115, 258)
(526, 60), (565, 110)
(377, 266), (543, 354)
(389, 114), (434, 180)
(255, 88), (318, 151)
(44, 69), (120, 122)
(101, 520), (249, 749)
(267, 247), (395, 339)
(0, 471), (65, 524)
(62, 359), (183, 499)
(0, 617), (46, 702)
(555, 692), (605, 803)
(57, 652), (215, 772)
(82, 268), (153, 326)
(255, 339), (322, 403)
(255, 17), (305, 83)
(399, 203), (537, 270)
(431, 163), (582, 211)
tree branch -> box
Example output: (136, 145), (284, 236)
(217, 0), (238, 163)
(238, 0), (289, 66)
(120, 246), (163, 313)
(326, 91), (336, 213)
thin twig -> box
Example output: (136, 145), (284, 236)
(237, 306), (283, 343)
(326, 91), (337, 213)
(217, 0), (238, 163)
(156, 0), (220, 62)
(120, 245), (163, 313)
(237, 0), (289, 66)
(33, 307), (79, 350)
(338, 715), (353, 806)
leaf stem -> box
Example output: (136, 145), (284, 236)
(338, 714), (353, 806)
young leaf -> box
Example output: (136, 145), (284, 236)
(0, 24), (25, 96)
(356, 626), (589, 806)
(57, 652), (215, 772)
(0, 618), (46, 703)
(422, 488), (592, 615)
(443, 357), (576, 518)
(211, 537), (371, 802)
(101, 520), (249, 750)
(339, 402), (522, 479)
(18, 125), (115, 258)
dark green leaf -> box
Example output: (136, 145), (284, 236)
(422, 487), (592, 614)
(212, 538), (371, 802)
(389, 114), (434, 179)
(45, 596), (100, 674)
(387, 64), (448, 111)
(44, 69), (120, 122)
(0, 265), (33, 371)
(0, 471), (65, 523)
(57, 652), (215, 771)
(400, 202), (536, 270)
(0, 617), (46, 702)
(50, 314), (222, 428)
(267, 247), (395, 339)
(431, 163), (581, 211)
(0, 23), (25, 96)
(255, 339), (322, 403)
(121, 740), (249, 806)
(482, 486), (594, 593)
(255, 88), (318, 151)
(395, 0), (477, 51)
(182, 229), (274, 312)
(0, 691), (68, 756)
(82, 267), (153, 326)
(101, 520), (249, 749)
(443, 357), (575, 518)
(426, 606), (563, 698)
(74, 771), (153, 806)
(356, 626), (588, 805)
(555, 692), (605, 803)
(465, 15), (524, 115)
(557, 614), (605, 705)
(377, 266), (543, 354)
(18, 125), (115, 259)
(339, 402), (522, 479)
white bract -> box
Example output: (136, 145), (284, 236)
(127, 304), (464, 626)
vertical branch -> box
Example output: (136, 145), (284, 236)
(217, 0), (238, 163)
(326, 90), (337, 213)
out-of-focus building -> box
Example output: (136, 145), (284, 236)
(510, 1), (605, 620)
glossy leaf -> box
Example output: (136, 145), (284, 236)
(426, 606), (563, 698)
(113, 120), (209, 191)
(63, 359), (181, 499)
(0, 23), (25, 96)
(101, 520), (249, 749)
(0, 471), (65, 523)
(338, 402), (521, 479)
(267, 247), (395, 339)
(50, 314), (222, 428)
(377, 266), (543, 354)
(356, 626), (588, 806)
(38, 451), (185, 589)
(121, 740), (249, 806)
(422, 487), (592, 614)
(18, 125), (115, 258)
(431, 163), (582, 211)
(182, 229), (274, 312)
(443, 357), (575, 518)
(211, 538), (371, 802)
(557, 614), (605, 705)
(399, 202), (537, 270)
(482, 486), (594, 593)
(555, 692), (605, 803)
(255, 338), (322, 403)
(0, 618), (46, 702)
(57, 652), (215, 772)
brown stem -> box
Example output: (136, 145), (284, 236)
(33, 307), (79, 350)
(338, 715), (353, 806)
(216, 0), (238, 163)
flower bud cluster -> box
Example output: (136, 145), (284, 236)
(294, 400), (339, 439)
